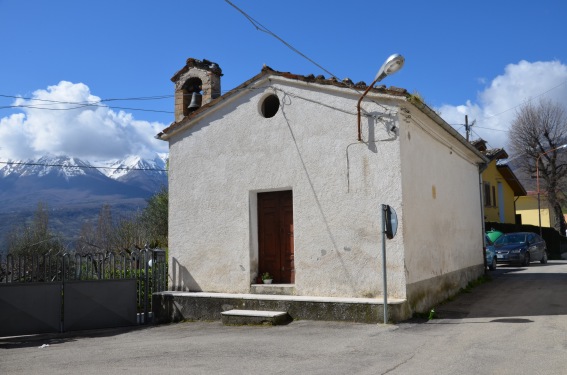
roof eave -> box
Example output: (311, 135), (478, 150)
(406, 97), (489, 165)
(497, 164), (527, 196)
(156, 67), (412, 141)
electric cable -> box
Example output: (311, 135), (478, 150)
(224, 0), (391, 113)
(0, 160), (167, 172)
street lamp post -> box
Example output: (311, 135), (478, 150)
(357, 54), (405, 142)
(355, 54), (404, 324)
(536, 144), (567, 236)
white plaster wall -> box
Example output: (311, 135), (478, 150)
(168, 78), (407, 298)
(398, 108), (484, 286)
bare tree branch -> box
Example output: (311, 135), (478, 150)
(510, 99), (567, 232)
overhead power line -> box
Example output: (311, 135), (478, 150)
(224, 0), (339, 81)
(224, 0), (391, 113)
(0, 160), (167, 172)
(1, 103), (174, 114)
(448, 78), (567, 135)
(0, 89), (258, 113)
(0, 93), (174, 114)
(0, 94), (173, 103)
(483, 79), (567, 120)
(474, 125), (509, 133)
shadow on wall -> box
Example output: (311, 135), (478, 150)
(365, 112), (398, 153)
(171, 257), (201, 291)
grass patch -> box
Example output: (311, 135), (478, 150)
(411, 274), (492, 322)
(411, 309), (438, 321)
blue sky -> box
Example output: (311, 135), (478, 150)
(1, 0), (566, 161)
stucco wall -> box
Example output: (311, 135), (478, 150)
(168, 79), (407, 299)
(399, 108), (484, 292)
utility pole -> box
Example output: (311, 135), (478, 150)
(463, 115), (476, 142)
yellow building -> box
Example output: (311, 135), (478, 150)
(472, 140), (527, 224)
(516, 194), (551, 227)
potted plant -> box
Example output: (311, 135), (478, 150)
(261, 272), (273, 284)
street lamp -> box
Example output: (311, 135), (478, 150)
(536, 144), (567, 236)
(357, 54), (405, 142)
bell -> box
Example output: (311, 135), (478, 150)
(187, 92), (202, 112)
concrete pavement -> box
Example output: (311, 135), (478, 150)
(2, 261), (567, 374)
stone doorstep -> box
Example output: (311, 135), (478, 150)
(153, 292), (410, 323)
(250, 284), (296, 296)
(161, 291), (406, 305)
(221, 309), (291, 326)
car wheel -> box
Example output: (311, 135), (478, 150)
(541, 251), (548, 264)
(523, 253), (530, 267)
(489, 256), (496, 270)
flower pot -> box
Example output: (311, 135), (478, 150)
(263, 279), (273, 284)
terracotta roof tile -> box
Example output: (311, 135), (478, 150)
(158, 66), (409, 138)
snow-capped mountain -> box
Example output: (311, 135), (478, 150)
(2, 153), (168, 182)
(96, 153), (168, 180)
(0, 153), (168, 254)
(0, 154), (168, 212)
(95, 153), (168, 192)
(1, 155), (103, 180)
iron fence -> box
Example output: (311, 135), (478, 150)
(0, 247), (167, 321)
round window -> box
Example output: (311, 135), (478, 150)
(261, 94), (280, 118)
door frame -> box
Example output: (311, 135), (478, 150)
(249, 188), (294, 284)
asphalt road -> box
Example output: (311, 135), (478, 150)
(2, 261), (567, 375)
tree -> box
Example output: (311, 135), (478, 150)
(140, 186), (168, 248)
(76, 204), (114, 254)
(113, 211), (147, 252)
(509, 99), (567, 233)
(75, 188), (168, 253)
(7, 202), (64, 256)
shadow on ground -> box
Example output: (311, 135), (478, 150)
(431, 261), (567, 321)
(0, 325), (151, 350)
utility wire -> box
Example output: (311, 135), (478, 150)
(483, 79), (567, 120)
(0, 89), (261, 113)
(448, 78), (567, 135)
(474, 125), (509, 132)
(2, 84), (353, 112)
(2, 103), (174, 114)
(0, 90), (255, 106)
(0, 160), (167, 172)
(224, 0), (339, 81)
(0, 93), (174, 113)
(224, 0), (391, 113)
(226, 0), (565, 126)
(0, 94), (171, 103)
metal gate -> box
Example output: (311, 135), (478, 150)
(0, 248), (167, 337)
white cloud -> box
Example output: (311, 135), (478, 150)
(437, 60), (567, 150)
(0, 81), (168, 161)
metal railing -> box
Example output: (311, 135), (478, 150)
(0, 247), (168, 322)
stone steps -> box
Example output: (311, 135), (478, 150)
(221, 309), (291, 325)
(153, 291), (409, 324)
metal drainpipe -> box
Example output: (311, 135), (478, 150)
(514, 196), (520, 225)
(478, 163), (488, 274)
(357, 78), (380, 142)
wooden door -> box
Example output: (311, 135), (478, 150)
(258, 191), (294, 284)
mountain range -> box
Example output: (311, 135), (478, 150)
(0, 154), (168, 252)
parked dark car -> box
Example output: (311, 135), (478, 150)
(494, 232), (548, 266)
